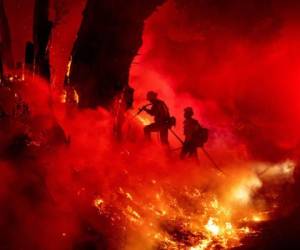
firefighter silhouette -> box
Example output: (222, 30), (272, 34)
(180, 107), (208, 159)
(143, 91), (171, 145)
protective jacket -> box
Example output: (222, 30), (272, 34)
(145, 99), (170, 124)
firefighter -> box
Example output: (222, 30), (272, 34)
(143, 91), (171, 145)
(180, 107), (207, 159)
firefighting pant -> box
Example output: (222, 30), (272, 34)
(144, 123), (169, 145)
(180, 140), (198, 159)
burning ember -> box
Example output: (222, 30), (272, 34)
(60, 87), (79, 104)
(90, 159), (294, 250)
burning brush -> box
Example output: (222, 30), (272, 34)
(91, 160), (295, 250)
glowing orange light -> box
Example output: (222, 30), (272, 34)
(66, 56), (73, 80)
(137, 115), (152, 126)
(60, 90), (67, 103)
(74, 89), (79, 104)
(252, 215), (262, 222)
(232, 186), (251, 204)
(205, 217), (220, 236)
(93, 197), (104, 213)
(61, 88), (79, 104)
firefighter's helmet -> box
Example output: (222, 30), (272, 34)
(184, 107), (194, 117)
(146, 91), (158, 101)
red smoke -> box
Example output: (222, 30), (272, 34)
(130, 0), (300, 162)
(1, 0), (300, 249)
(4, 0), (86, 89)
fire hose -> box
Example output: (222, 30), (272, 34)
(135, 104), (152, 117)
(169, 129), (226, 175)
(134, 106), (226, 175)
(126, 104), (152, 127)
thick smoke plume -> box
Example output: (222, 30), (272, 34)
(130, 0), (300, 163)
(0, 74), (227, 249)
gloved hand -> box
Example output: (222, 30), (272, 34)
(137, 104), (151, 115)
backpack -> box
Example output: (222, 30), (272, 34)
(194, 126), (209, 147)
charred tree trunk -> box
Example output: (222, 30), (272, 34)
(69, 0), (165, 108)
(33, 0), (52, 81)
(25, 41), (34, 72)
(0, 57), (3, 83)
(0, 0), (13, 70)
